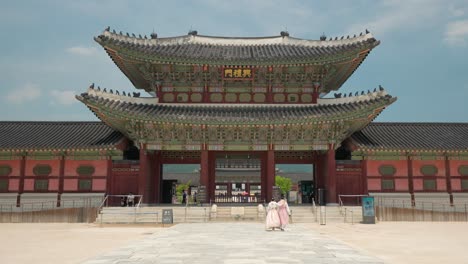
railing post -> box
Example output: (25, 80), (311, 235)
(465, 204), (467, 222)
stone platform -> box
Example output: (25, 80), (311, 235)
(82, 223), (382, 264)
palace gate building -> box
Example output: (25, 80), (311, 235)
(1, 28), (468, 206)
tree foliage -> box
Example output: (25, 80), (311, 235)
(176, 181), (191, 197)
(275, 175), (292, 195)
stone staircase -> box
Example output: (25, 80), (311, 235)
(288, 206), (316, 223)
(95, 205), (364, 224)
(210, 206), (263, 222)
(96, 206), (210, 224)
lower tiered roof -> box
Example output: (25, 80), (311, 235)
(76, 86), (396, 151)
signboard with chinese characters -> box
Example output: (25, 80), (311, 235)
(223, 67), (252, 79)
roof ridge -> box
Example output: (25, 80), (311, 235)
(369, 122), (468, 125)
(0, 121), (104, 124)
(97, 29), (377, 47)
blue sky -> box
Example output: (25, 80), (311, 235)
(1, 0), (467, 122)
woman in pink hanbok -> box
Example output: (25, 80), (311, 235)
(277, 195), (291, 231)
(265, 198), (280, 231)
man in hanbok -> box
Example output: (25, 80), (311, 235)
(277, 194), (291, 231)
(265, 198), (281, 231)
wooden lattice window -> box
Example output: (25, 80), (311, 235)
(76, 166), (95, 176)
(35, 179), (49, 191)
(458, 166), (468, 176)
(0, 165), (12, 176)
(381, 179), (395, 190)
(379, 165), (396, 176)
(0, 179), (8, 191)
(33, 165), (52, 176)
(420, 165), (438, 176)
(461, 180), (468, 190)
(78, 179), (92, 191)
(423, 179), (436, 190)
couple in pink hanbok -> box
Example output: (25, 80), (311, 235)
(265, 195), (290, 231)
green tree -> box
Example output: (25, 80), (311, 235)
(176, 181), (191, 203)
(275, 175), (292, 196)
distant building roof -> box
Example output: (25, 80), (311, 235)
(0, 121), (124, 151)
(350, 122), (468, 151)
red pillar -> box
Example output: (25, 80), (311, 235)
(57, 155), (65, 207)
(407, 154), (414, 204)
(445, 154), (453, 204)
(138, 145), (150, 204)
(361, 159), (368, 194)
(105, 157), (112, 196)
(209, 152), (216, 203)
(266, 149), (275, 202)
(260, 152), (267, 202)
(312, 83), (320, 104)
(17, 154), (26, 207)
(153, 151), (162, 204)
(200, 150), (209, 188)
(326, 145), (337, 203)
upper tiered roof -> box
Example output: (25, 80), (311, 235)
(95, 28), (380, 93)
(95, 29), (378, 65)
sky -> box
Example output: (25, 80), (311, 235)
(1, 0), (468, 122)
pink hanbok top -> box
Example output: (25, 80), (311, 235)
(277, 199), (290, 227)
(265, 201), (281, 229)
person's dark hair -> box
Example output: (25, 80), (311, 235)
(280, 194), (285, 199)
(271, 198), (275, 201)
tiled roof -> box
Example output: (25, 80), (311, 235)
(95, 30), (379, 64)
(0, 121), (124, 151)
(351, 123), (468, 151)
(76, 89), (396, 125)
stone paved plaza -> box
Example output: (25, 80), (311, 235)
(82, 223), (383, 264)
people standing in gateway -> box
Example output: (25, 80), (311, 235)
(277, 194), (291, 231)
(182, 190), (187, 205)
(265, 198), (281, 231)
(127, 192), (135, 207)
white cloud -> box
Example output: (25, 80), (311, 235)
(50, 90), (77, 105)
(345, 0), (442, 36)
(449, 4), (465, 17)
(6, 83), (41, 104)
(444, 20), (468, 46)
(66, 46), (98, 56)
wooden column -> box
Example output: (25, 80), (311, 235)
(315, 154), (325, 190)
(266, 149), (275, 202)
(17, 154), (26, 207)
(326, 144), (337, 203)
(209, 152), (216, 203)
(105, 157), (112, 196)
(445, 154), (453, 204)
(57, 154), (65, 207)
(200, 150), (209, 189)
(361, 159), (368, 194)
(153, 151), (162, 204)
(138, 145), (150, 204)
(312, 83), (320, 104)
(260, 152), (267, 202)
(407, 154), (414, 204)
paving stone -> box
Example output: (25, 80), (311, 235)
(81, 223), (383, 264)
